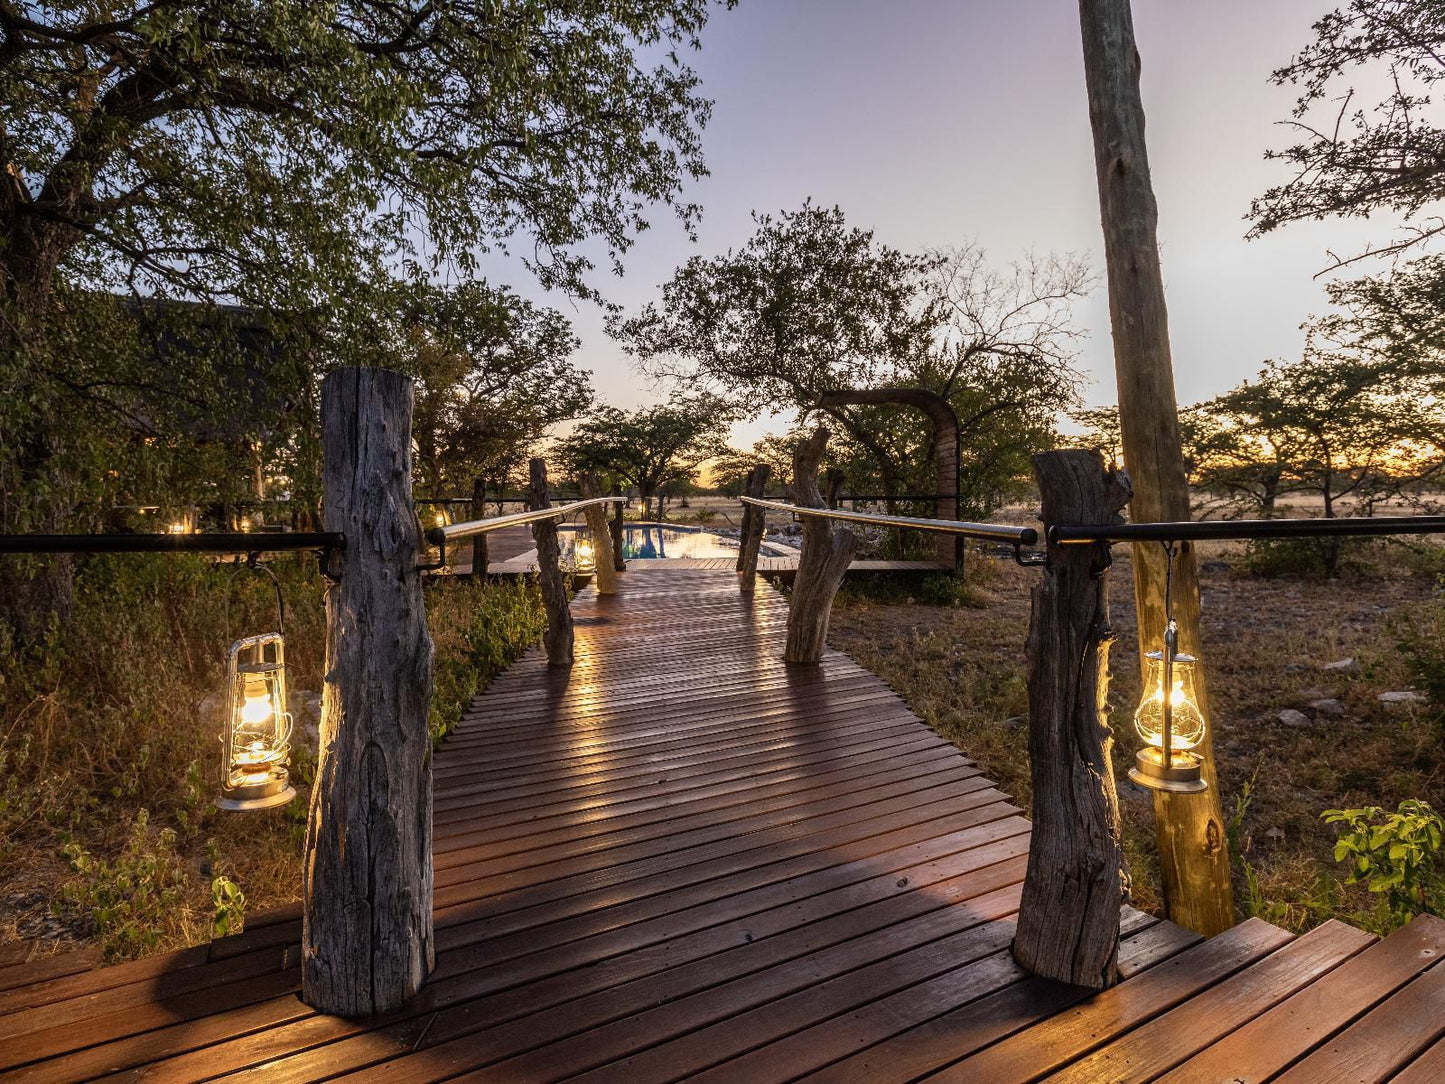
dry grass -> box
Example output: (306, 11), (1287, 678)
(0, 559), (543, 961)
(829, 542), (1445, 931)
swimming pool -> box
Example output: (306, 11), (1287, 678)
(558, 524), (794, 561)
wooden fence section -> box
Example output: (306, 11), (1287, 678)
(3, 568), (1445, 1080)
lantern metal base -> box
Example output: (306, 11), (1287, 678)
(1128, 747), (1208, 794)
(216, 774), (296, 812)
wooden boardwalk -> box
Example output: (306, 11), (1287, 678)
(3, 567), (1445, 1081)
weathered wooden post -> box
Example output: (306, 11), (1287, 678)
(578, 471), (618, 595)
(529, 458), (574, 666)
(305, 367), (434, 1017)
(737, 464), (771, 592)
(469, 477), (489, 576)
(1080, 0), (1233, 934)
(610, 483), (628, 572)
(785, 429), (860, 664)
(1014, 448), (1129, 988)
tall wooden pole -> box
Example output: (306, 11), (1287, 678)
(1079, 0), (1234, 934)
(785, 429), (859, 664)
(306, 367), (434, 1016)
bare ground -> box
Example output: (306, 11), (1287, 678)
(828, 542), (1445, 929)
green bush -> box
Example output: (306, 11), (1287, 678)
(1240, 537), (1368, 579)
(1398, 591), (1445, 737)
(1323, 799), (1445, 934)
(427, 575), (547, 744)
(2, 555), (546, 960)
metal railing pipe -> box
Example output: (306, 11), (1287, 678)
(1049, 514), (1445, 545)
(0, 532), (345, 556)
(739, 497), (1038, 546)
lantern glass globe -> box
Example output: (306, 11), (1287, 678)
(1133, 649), (1206, 751)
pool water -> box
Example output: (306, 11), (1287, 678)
(559, 524), (792, 561)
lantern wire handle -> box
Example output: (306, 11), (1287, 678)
(1158, 540), (1178, 769)
(221, 555), (286, 649)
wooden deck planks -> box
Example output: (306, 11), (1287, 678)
(0, 566), (1438, 1082)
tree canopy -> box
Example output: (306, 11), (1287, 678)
(613, 203), (1091, 517)
(1251, 0), (1445, 264)
(554, 396), (733, 518)
(1, 0), (727, 328)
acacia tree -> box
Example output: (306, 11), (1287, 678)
(1251, 0), (1445, 265)
(1, 1), (729, 624)
(555, 397), (733, 519)
(612, 206), (1090, 518)
(406, 282), (592, 503)
(1196, 349), (1445, 571)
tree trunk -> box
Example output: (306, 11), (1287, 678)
(818, 388), (961, 569)
(305, 367), (434, 1017)
(529, 458), (574, 666)
(737, 464), (771, 591)
(469, 477), (489, 576)
(610, 483), (628, 571)
(824, 467), (845, 509)
(785, 429), (860, 664)
(1013, 449), (1129, 988)
(578, 471), (618, 595)
(1080, 0), (1234, 935)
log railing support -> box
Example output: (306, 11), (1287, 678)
(610, 483), (627, 572)
(736, 464), (771, 592)
(305, 367), (434, 1017)
(469, 477), (489, 576)
(1013, 448), (1129, 988)
(578, 471), (618, 595)
(529, 458), (574, 666)
(785, 429), (860, 664)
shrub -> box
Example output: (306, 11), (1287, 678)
(1323, 799), (1445, 934)
(1398, 590), (1445, 738)
(1240, 537), (1369, 579)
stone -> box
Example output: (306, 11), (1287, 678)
(1321, 658), (1359, 673)
(1300, 687), (1336, 700)
(1264, 826), (1285, 842)
(1278, 708), (1311, 727)
(1379, 690), (1427, 705)
(1308, 698), (1347, 717)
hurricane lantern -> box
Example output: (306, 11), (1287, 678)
(1129, 619), (1208, 794)
(217, 632), (296, 811)
(573, 535), (597, 573)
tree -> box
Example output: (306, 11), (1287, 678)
(555, 397), (733, 519)
(405, 282), (592, 503)
(1, 2), (726, 327)
(1, 1), (729, 625)
(1201, 351), (1445, 529)
(1250, 0), (1445, 266)
(613, 205), (1090, 517)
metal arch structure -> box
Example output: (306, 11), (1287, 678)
(816, 388), (961, 570)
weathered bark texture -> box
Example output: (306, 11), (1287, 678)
(736, 464), (771, 591)
(610, 485), (628, 571)
(578, 471), (618, 595)
(469, 477), (489, 576)
(305, 367), (434, 1017)
(818, 388), (960, 570)
(785, 429), (860, 664)
(1013, 449), (1128, 989)
(1079, 0), (1233, 935)
(529, 458), (574, 666)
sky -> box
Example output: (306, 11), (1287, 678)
(485, 0), (1402, 449)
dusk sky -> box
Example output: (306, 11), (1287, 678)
(491, 0), (1406, 449)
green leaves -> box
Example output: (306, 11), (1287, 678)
(1323, 798), (1445, 932)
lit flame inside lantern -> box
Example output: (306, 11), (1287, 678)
(218, 634), (296, 810)
(1133, 658), (1206, 752)
(574, 537), (596, 573)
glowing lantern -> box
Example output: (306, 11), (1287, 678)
(217, 632), (296, 811)
(168, 521), (189, 534)
(573, 535), (597, 573)
(1129, 619), (1207, 793)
